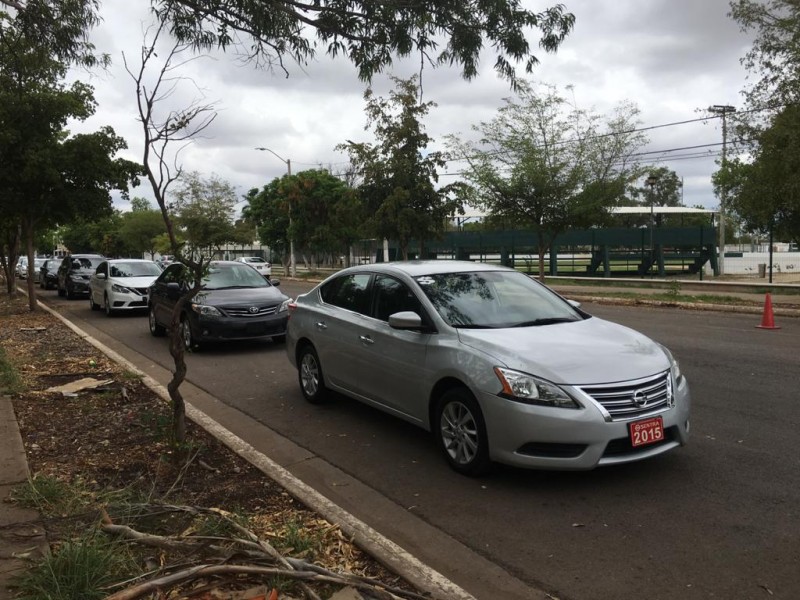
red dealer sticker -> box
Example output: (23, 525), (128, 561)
(629, 416), (664, 448)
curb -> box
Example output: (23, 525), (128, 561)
(32, 299), (476, 600)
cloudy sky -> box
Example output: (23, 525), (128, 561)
(68, 0), (755, 213)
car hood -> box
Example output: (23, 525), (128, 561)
(456, 316), (670, 385)
(108, 276), (159, 288)
(195, 287), (286, 306)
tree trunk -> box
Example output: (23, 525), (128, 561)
(167, 300), (188, 444)
(23, 217), (37, 311)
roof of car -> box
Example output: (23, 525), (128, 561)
(342, 260), (512, 277)
(105, 258), (156, 263)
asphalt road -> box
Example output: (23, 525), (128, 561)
(38, 281), (800, 600)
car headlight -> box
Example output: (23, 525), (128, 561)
(278, 298), (292, 313)
(494, 367), (581, 409)
(190, 303), (221, 317)
(111, 284), (130, 294)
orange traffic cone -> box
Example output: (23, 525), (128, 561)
(756, 293), (781, 330)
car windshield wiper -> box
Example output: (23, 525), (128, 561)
(451, 323), (497, 329)
(206, 285), (253, 290)
(512, 317), (577, 327)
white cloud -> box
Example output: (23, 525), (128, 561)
(70, 0), (753, 212)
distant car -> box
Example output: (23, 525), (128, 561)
(286, 260), (691, 476)
(235, 256), (272, 278)
(15, 257), (28, 279)
(39, 259), (60, 290)
(57, 254), (105, 299)
(148, 260), (290, 350)
(30, 258), (46, 284)
(89, 259), (163, 316)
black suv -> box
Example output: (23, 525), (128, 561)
(57, 254), (105, 299)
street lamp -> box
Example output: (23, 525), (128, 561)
(255, 147), (295, 277)
(645, 175), (659, 265)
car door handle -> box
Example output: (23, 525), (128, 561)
(359, 335), (374, 345)
(315, 322), (327, 330)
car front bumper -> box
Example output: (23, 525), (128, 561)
(478, 376), (691, 470)
(108, 290), (149, 311)
(190, 313), (288, 342)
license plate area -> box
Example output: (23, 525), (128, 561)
(629, 416), (664, 448)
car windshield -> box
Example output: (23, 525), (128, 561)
(204, 263), (269, 289)
(109, 262), (162, 277)
(242, 257), (265, 264)
(414, 270), (583, 329)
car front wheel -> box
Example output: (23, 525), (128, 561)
(103, 294), (116, 317)
(180, 316), (196, 350)
(148, 306), (166, 337)
(435, 388), (491, 476)
(298, 345), (327, 403)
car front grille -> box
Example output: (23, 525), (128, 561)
(577, 371), (672, 421)
(221, 304), (280, 318)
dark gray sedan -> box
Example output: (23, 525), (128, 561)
(286, 261), (691, 476)
(148, 261), (291, 349)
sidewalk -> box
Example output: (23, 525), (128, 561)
(0, 396), (47, 600)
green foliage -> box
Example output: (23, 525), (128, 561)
(157, 0), (574, 87)
(244, 169), (365, 268)
(448, 83), (648, 277)
(10, 474), (91, 517)
(172, 172), (239, 253)
(0, 345), (23, 394)
(339, 76), (465, 259)
(729, 0), (800, 110)
(715, 105), (800, 243)
(12, 531), (138, 600)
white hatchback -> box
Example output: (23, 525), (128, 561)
(236, 256), (272, 278)
(89, 259), (163, 316)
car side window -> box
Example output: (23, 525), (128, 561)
(97, 262), (108, 276)
(320, 273), (372, 314)
(372, 275), (421, 322)
(161, 264), (183, 284)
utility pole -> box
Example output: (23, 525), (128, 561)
(708, 104), (736, 276)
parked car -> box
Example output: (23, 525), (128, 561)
(286, 261), (691, 476)
(89, 259), (163, 316)
(235, 256), (272, 278)
(30, 258), (46, 284)
(57, 254), (105, 299)
(148, 260), (291, 349)
(39, 258), (60, 290)
(15, 257), (28, 279)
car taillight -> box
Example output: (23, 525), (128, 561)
(287, 301), (297, 318)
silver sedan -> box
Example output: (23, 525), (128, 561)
(286, 261), (691, 476)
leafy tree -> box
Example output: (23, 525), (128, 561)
(714, 104), (800, 244)
(6, 1), (575, 86)
(729, 0), (800, 111)
(339, 76), (466, 260)
(243, 169), (364, 270)
(0, 16), (139, 307)
(243, 179), (290, 273)
(172, 172), (238, 255)
(629, 168), (684, 208)
(448, 83), (648, 279)
(0, 0), (106, 68)
(119, 207), (167, 259)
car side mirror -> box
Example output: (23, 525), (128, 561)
(566, 299), (582, 309)
(96, 273), (107, 280)
(388, 311), (425, 331)
(166, 282), (181, 299)
(269, 277), (280, 287)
